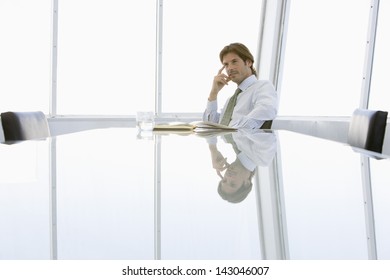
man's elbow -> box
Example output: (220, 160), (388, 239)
(267, 107), (277, 120)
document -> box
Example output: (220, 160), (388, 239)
(153, 121), (237, 132)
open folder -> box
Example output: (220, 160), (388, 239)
(153, 121), (237, 133)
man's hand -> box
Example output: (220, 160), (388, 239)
(208, 65), (231, 101)
(209, 144), (229, 173)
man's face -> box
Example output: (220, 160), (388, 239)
(220, 161), (251, 194)
(222, 52), (253, 85)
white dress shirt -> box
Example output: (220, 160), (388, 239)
(205, 129), (277, 170)
(203, 75), (277, 129)
(234, 129), (277, 168)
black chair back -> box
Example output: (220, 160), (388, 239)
(1, 111), (50, 142)
(260, 120), (273, 129)
(347, 108), (388, 153)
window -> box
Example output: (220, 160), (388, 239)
(57, 0), (156, 115)
(162, 0), (263, 113)
(278, 0), (370, 116)
(279, 131), (367, 259)
(370, 159), (390, 259)
(0, 0), (264, 116)
(369, 1), (390, 113)
(0, 0), (51, 113)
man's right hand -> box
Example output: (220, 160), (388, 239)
(209, 144), (229, 173)
(208, 65), (231, 101)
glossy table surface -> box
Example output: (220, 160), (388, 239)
(1, 127), (390, 260)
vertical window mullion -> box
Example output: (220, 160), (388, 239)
(50, 0), (59, 116)
(360, 0), (380, 109)
(155, 0), (163, 116)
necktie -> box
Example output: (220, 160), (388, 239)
(220, 88), (242, 126)
(224, 133), (240, 154)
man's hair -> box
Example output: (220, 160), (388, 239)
(217, 169), (256, 204)
(218, 180), (253, 204)
(219, 43), (257, 77)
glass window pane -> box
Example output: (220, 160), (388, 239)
(0, 1), (51, 113)
(160, 135), (262, 259)
(56, 129), (155, 259)
(0, 141), (51, 259)
(369, 1), (390, 112)
(162, 0), (263, 113)
(279, 131), (367, 259)
(370, 158), (390, 259)
(57, 0), (156, 115)
(279, 0), (370, 116)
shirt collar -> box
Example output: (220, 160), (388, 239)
(238, 75), (257, 92)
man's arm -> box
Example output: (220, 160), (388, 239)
(203, 66), (231, 123)
(231, 81), (277, 129)
(203, 99), (220, 122)
(208, 65), (230, 101)
(247, 81), (277, 120)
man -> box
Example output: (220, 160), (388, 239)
(203, 43), (277, 129)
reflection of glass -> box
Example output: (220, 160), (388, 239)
(136, 129), (154, 141)
(136, 111), (155, 131)
(207, 129), (277, 203)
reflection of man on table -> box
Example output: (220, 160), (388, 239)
(208, 130), (277, 203)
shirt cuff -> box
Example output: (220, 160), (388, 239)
(206, 99), (218, 111)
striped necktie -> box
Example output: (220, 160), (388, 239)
(220, 88), (242, 126)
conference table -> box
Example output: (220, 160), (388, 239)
(1, 126), (390, 260)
